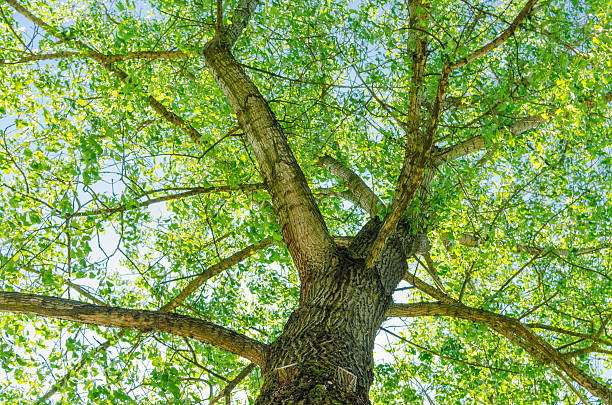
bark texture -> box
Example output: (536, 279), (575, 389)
(252, 219), (423, 404)
(0, 292), (267, 364)
(201, 35), (432, 404)
(387, 302), (612, 403)
(203, 43), (334, 280)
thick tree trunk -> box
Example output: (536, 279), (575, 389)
(256, 255), (384, 403)
(202, 43), (419, 403)
(254, 220), (410, 404)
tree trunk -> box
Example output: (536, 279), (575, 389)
(202, 43), (416, 403)
(255, 220), (409, 404)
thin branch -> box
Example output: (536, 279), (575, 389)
(0, 50), (189, 65)
(24, 265), (105, 306)
(39, 235), (262, 401)
(450, 0), (540, 71)
(381, 326), (518, 373)
(418, 253), (446, 292)
(403, 272), (457, 304)
(68, 183), (263, 218)
(0, 5), (33, 54)
(210, 363), (256, 404)
(216, 0), (223, 38)
(447, 231), (610, 260)
(519, 290), (560, 320)
(527, 323), (612, 347)
(160, 237), (275, 312)
(38, 333), (121, 401)
(0, 292), (267, 364)
(2, 0), (204, 143)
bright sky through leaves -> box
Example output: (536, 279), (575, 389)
(0, 0), (611, 403)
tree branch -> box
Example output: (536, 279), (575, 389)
(403, 272), (457, 304)
(20, 264), (106, 305)
(450, 0), (540, 71)
(528, 323), (612, 347)
(2, 0), (204, 143)
(433, 136), (486, 165)
(443, 232), (610, 259)
(0, 50), (189, 65)
(387, 301), (612, 403)
(210, 363), (256, 404)
(37, 235), (270, 399)
(68, 183), (264, 218)
(0, 292), (267, 365)
(38, 333), (120, 401)
(365, 0), (433, 268)
(160, 237), (275, 312)
(317, 154), (383, 217)
(436, 91), (612, 160)
(203, 43), (334, 277)
(218, 0), (260, 48)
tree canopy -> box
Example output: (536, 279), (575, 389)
(0, 0), (611, 403)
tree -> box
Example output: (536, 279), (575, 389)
(0, 0), (610, 402)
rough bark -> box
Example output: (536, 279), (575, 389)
(433, 136), (486, 166)
(366, 0), (430, 268)
(5, 0), (607, 403)
(317, 154), (383, 218)
(388, 302), (612, 403)
(0, 292), (267, 365)
(203, 43), (334, 280)
(254, 219), (417, 404)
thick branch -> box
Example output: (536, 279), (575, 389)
(367, 66), (450, 267)
(437, 91), (612, 158)
(317, 155), (383, 217)
(433, 136), (486, 165)
(203, 43), (334, 276)
(0, 292), (267, 365)
(509, 114), (546, 135)
(365, 2), (432, 267)
(387, 302), (612, 403)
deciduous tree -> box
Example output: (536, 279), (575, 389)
(0, 0), (611, 403)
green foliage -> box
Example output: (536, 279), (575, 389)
(0, 0), (611, 403)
